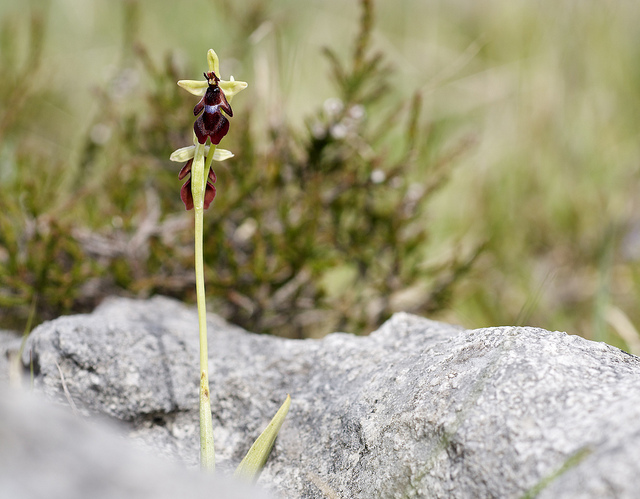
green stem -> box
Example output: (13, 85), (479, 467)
(192, 141), (215, 472)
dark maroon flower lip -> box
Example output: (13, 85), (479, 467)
(178, 159), (193, 180)
(180, 166), (217, 211)
(192, 71), (233, 145)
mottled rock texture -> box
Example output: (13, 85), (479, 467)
(0, 386), (271, 499)
(14, 296), (640, 498)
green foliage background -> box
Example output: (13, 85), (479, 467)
(1, 0), (639, 349)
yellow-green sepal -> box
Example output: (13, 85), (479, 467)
(207, 49), (220, 75)
(213, 148), (234, 161)
(177, 77), (247, 100)
(170, 146), (234, 163)
(178, 48), (247, 101)
(169, 145), (196, 162)
(219, 77), (248, 103)
(177, 79), (208, 96)
(234, 394), (291, 482)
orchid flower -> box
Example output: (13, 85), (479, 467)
(170, 49), (247, 211)
(167, 50), (289, 477)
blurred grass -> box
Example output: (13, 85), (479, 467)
(1, 0), (639, 349)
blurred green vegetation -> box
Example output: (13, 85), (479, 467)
(0, 0), (639, 349)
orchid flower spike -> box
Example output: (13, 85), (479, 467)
(169, 49), (247, 210)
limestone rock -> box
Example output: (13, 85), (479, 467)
(0, 386), (271, 499)
(0, 329), (23, 384)
(22, 296), (640, 498)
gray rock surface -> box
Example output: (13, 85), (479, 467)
(0, 329), (22, 384)
(0, 386), (271, 499)
(20, 296), (640, 498)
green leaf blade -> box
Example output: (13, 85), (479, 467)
(234, 394), (291, 482)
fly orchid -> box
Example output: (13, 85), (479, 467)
(168, 50), (289, 477)
(170, 49), (246, 211)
